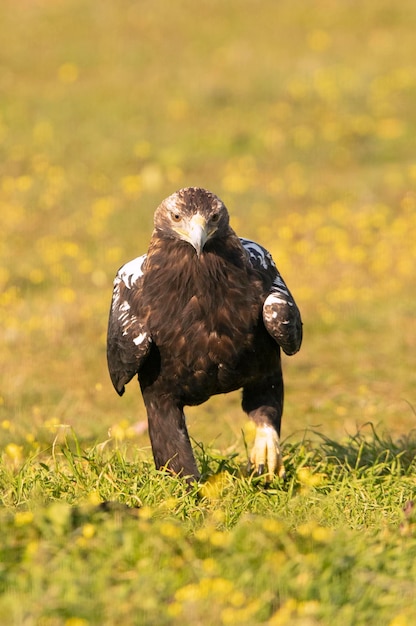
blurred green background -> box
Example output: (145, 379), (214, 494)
(1, 0), (415, 460)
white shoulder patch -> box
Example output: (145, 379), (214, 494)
(117, 254), (147, 289)
(240, 237), (275, 271)
(132, 332), (148, 346)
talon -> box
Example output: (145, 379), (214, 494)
(249, 424), (284, 480)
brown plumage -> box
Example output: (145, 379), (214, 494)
(107, 187), (302, 480)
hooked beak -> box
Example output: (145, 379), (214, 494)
(176, 213), (209, 257)
(188, 213), (208, 256)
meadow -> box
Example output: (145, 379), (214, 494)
(1, 0), (416, 624)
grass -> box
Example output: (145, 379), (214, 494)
(1, 428), (416, 625)
(1, 0), (416, 623)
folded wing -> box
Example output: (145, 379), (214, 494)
(107, 254), (152, 395)
(240, 238), (302, 356)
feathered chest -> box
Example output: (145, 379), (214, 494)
(141, 240), (266, 364)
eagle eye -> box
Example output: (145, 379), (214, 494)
(171, 212), (181, 222)
(211, 213), (219, 223)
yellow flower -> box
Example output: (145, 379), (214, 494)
(389, 615), (410, 626)
(209, 530), (230, 548)
(120, 175), (142, 197)
(200, 577), (234, 598)
(134, 140), (151, 159)
(166, 602), (182, 618)
(175, 583), (200, 603)
(311, 526), (334, 543)
(199, 473), (228, 500)
(140, 164), (163, 191)
(138, 506), (153, 520)
(202, 558), (217, 574)
(307, 29), (331, 52)
(87, 490), (102, 506)
(44, 416), (60, 431)
(81, 524), (96, 539)
(25, 541), (39, 559)
(58, 287), (76, 303)
(268, 598), (298, 625)
(159, 521), (182, 540)
(221, 600), (261, 624)
(261, 518), (284, 535)
(297, 467), (325, 488)
(58, 63), (79, 83)
(377, 118), (405, 140)
(65, 619), (89, 626)
(14, 511), (34, 527)
(5, 443), (23, 463)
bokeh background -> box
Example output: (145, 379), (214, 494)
(1, 0), (415, 462)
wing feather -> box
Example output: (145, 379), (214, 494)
(107, 254), (151, 395)
(240, 238), (302, 355)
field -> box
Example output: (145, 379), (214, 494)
(1, 0), (416, 624)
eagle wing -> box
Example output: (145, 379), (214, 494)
(107, 254), (152, 396)
(240, 238), (302, 356)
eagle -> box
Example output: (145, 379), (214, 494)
(107, 187), (302, 481)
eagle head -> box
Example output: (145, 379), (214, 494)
(154, 187), (230, 256)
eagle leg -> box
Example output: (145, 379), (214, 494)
(249, 423), (285, 480)
(242, 374), (285, 480)
(144, 395), (200, 482)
